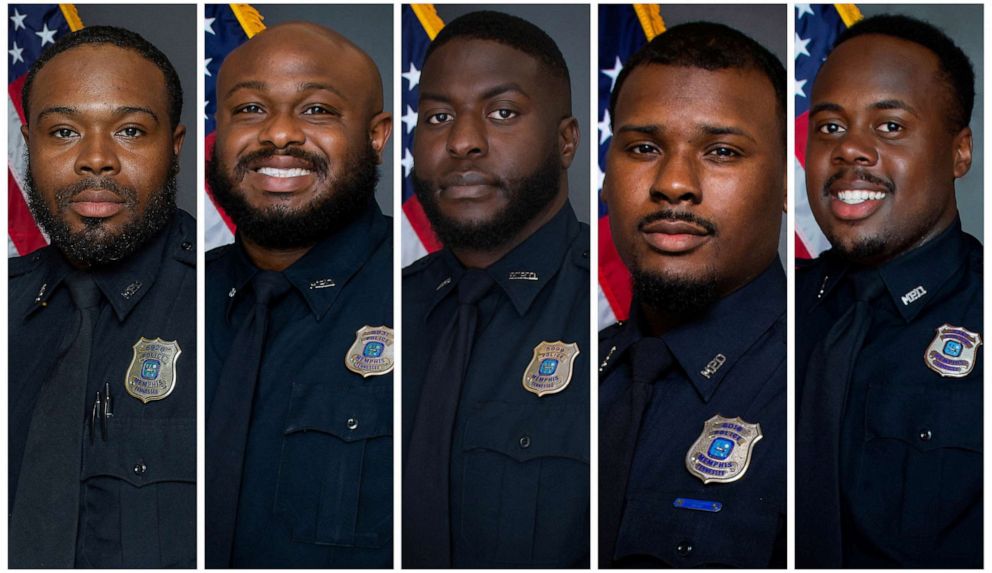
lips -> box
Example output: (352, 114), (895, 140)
(640, 219), (712, 254)
(438, 171), (501, 200)
(68, 189), (125, 218)
(827, 181), (890, 221)
(245, 156), (316, 193)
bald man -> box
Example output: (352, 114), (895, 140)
(204, 22), (393, 568)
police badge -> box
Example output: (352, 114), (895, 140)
(522, 340), (579, 397)
(685, 414), (762, 484)
(925, 324), (982, 378)
(125, 337), (181, 403)
(345, 325), (395, 378)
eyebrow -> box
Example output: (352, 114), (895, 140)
(810, 99), (918, 116)
(420, 82), (528, 104)
(225, 80), (267, 98)
(297, 81), (346, 101)
(808, 102), (844, 116)
(36, 105), (159, 123)
(616, 123), (756, 142)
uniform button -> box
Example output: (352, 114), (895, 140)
(181, 241), (193, 251)
(519, 435), (531, 448)
(133, 461), (147, 476)
(919, 428), (933, 441)
(676, 540), (693, 557)
(347, 418), (359, 430)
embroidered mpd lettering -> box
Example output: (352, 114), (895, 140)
(700, 354), (727, 379)
(901, 285), (927, 306)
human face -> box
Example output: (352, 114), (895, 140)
(805, 35), (972, 264)
(413, 38), (577, 251)
(604, 64), (785, 300)
(23, 45), (185, 266)
(212, 25), (390, 245)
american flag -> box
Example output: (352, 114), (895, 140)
(400, 4), (444, 266)
(203, 3), (266, 251)
(795, 3), (862, 259)
(8, 4), (83, 257)
(597, 4), (664, 327)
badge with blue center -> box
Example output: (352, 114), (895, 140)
(522, 340), (580, 397)
(685, 414), (762, 484)
(125, 337), (181, 403)
(345, 325), (395, 378)
(925, 324), (982, 378)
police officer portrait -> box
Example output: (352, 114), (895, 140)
(795, 5), (983, 568)
(597, 6), (787, 568)
(203, 4), (394, 569)
(401, 5), (591, 568)
(7, 4), (197, 569)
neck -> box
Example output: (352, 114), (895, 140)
(241, 236), (314, 272)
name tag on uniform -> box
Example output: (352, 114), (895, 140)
(685, 415), (762, 484)
(924, 324), (982, 378)
(125, 337), (181, 403)
(522, 340), (579, 397)
(345, 325), (395, 378)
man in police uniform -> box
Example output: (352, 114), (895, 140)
(204, 22), (393, 568)
(402, 11), (589, 568)
(598, 22), (787, 568)
(796, 15), (981, 568)
(9, 27), (194, 568)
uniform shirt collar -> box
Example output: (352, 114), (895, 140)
(27, 212), (188, 321)
(429, 203), (580, 316)
(225, 203), (389, 320)
(812, 218), (967, 323)
(608, 261), (785, 402)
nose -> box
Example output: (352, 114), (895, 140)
(258, 110), (305, 149)
(649, 151), (701, 205)
(446, 114), (488, 158)
(74, 132), (120, 176)
(832, 128), (878, 166)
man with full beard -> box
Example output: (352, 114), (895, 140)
(204, 23), (393, 568)
(402, 11), (589, 568)
(796, 15), (981, 568)
(597, 23), (787, 567)
(9, 27), (194, 568)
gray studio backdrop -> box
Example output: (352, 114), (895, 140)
(433, 4), (591, 223)
(75, 4), (197, 217)
(650, 4), (788, 261)
(244, 4), (394, 214)
(858, 4), (983, 242)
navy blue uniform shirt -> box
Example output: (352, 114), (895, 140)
(402, 204), (590, 568)
(206, 204), (392, 568)
(9, 211), (197, 568)
(796, 219), (982, 567)
(599, 261), (786, 568)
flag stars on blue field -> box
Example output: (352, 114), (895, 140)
(795, 34), (811, 59)
(598, 109), (611, 146)
(10, 9), (26, 31)
(402, 62), (421, 90)
(9, 42), (24, 65)
(602, 56), (623, 91)
(205, 17), (215, 35)
(795, 78), (807, 99)
(796, 4), (815, 19)
(36, 23), (57, 46)
(401, 105), (418, 134)
(402, 149), (415, 178)
(204, 58), (212, 77)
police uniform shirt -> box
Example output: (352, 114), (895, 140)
(9, 210), (196, 568)
(599, 261), (786, 568)
(796, 218), (982, 568)
(403, 203), (590, 568)
(206, 203), (392, 568)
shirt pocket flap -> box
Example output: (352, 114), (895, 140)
(867, 384), (982, 453)
(462, 402), (588, 464)
(81, 417), (195, 487)
(284, 384), (391, 443)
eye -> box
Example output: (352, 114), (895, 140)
(302, 105), (334, 116)
(707, 146), (740, 159)
(487, 108), (517, 120)
(117, 126), (144, 138)
(52, 127), (79, 139)
(426, 112), (452, 125)
(626, 143), (659, 155)
(877, 121), (903, 133)
(235, 103), (264, 114)
(817, 122), (846, 135)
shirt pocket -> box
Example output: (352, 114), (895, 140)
(459, 401), (589, 566)
(274, 382), (392, 548)
(862, 381), (982, 539)
(79, 417), (196, 568)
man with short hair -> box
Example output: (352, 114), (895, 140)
(205, 22), (393, 568)
(597, 22), (787, 568)
(9, 26), (194, 568)
(796, 14), (981, 568)
(402, 10), (589, 568)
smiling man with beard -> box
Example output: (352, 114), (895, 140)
(796, 15), (981, 568)
(597, 22), (787, 568)
(204, 22), (393, 569)
(402, 11), (589, 568)
(8, 26), (195, 568)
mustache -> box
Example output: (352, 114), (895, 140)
(55, 177), (137, 207)
(823, 168), (896, 195)
(234, 147), (330, 180)
(638, 209), (718, 235)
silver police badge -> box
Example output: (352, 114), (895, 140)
(685, 414), (762, 484)
(925, 324), (982, 378)
(522, 340), (579, 397)
(345, 325), (395, 378)
(125, 337), (181, 403)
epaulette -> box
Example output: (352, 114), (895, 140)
(402, 251), (441, 278)
(599, 320), (623, 344)
(9, 249), (45, 279)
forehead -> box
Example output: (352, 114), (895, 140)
(421, 38), (546, 96)
(615, 64), (779, 132)
(30, 45), (169, 112)
(812, 35), (945, 107)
